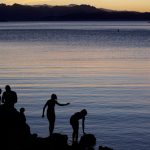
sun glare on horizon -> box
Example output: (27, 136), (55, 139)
(1, 0), (150, 12)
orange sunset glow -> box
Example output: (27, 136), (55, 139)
(1, 0), (150, 12)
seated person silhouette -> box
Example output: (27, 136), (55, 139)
(70, 109), (87, 144)
(42, 93), (70, 136)
(2, 85), (17, 108)
(20, 107), (26, 123)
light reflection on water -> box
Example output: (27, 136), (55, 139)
(0, 22), (150, 150)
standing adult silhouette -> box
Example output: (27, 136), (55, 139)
(2, 85), (17, 108)
(42, 93), (70, 136)
(70, 109), (87, 144)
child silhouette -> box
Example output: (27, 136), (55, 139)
(70, 109), (87, 143)
(42, 94), (70, 136)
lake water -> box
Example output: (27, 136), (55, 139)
(0, 21), (150, 150)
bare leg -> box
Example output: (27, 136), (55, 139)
(72, 130), (76, 143)
(50, 120), (55, 136)
(75, 131), (78, 143)
(71, 121), (79, 144)
(48, 115), (55, 136)
(72, 129), (78, 143)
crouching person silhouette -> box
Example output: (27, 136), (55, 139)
(42, 93), (70, 136)
(70, 109), (87, 144)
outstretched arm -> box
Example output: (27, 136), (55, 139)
(42, 101), (48, 117)
(55, 100), (70, 106)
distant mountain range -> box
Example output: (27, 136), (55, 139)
(0, 3), (150, 21)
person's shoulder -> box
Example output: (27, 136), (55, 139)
(2, 91), (6, 95)
(10, 90), (16, 93)
(54, 99), (58, 103)
(74, 112), (80, 116)
(50, 99), (56, 103)
(11, 90), (17, 94)
(47, 99), (53, 103)
(47, 99), (51, 102)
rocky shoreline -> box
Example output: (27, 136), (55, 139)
(0, 105), (113, 150)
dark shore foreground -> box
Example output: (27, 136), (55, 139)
(0, 105), (113, 150)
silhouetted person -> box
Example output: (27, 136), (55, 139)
(20, 107), (26, 123)
(42, 93), (70, 136)
(19, 107), (31, 141)
(0, 88), (2, 105)
(2, 85), (17, 108)
(70, 109), (87, 144)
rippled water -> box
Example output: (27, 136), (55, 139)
(0, 21), (150, 150)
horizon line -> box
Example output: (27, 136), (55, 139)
(0, 3), (150, 13)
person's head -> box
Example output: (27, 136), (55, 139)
(51, 94), (57, 100)
(81, 109), (87, 117)
(5, 85), (11, 92)
(20, 107), (25, 113)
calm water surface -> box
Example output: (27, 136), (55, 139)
(0, 21), (150, 150)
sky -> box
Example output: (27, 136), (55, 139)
(1, 0), (150, 12)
